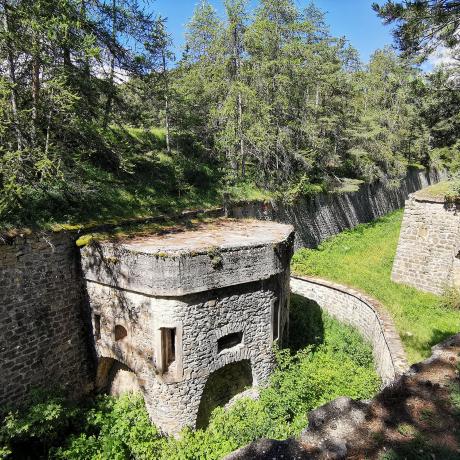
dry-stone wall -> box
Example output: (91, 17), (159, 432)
(228, 168), (445, 249)
(392, 193), (460, 294)
(290, 276), (408, 385)
(0, 232), (93, 408)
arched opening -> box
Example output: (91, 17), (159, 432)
(95, 357), (141, 396)
(218, 331), (243, 353)
(115, 324), (127, 341)
(196, 360), (253, 429)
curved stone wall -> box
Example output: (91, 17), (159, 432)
(290, 276), (408, 385)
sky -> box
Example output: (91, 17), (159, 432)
(151, 0), (396, 63)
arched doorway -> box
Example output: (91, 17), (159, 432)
(196, 360), (253, 429)
(95, 357), (141, 396)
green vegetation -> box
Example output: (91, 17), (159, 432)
(0, 298), (380, 460)
(292, 210), (460, 363)
(415, 180), (460, 200)
(1, 0), (459, 230)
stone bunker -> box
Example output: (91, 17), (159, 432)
(80, 219), (294, 435)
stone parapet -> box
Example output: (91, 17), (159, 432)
(290, 275), (408, 384)
(81, 220), (294, 296)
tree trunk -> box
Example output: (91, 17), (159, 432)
(31, 55), (40, 146)
(1, 0), (22, 150)
(162, 50), (171, 153)
(103, 0), (116, 129)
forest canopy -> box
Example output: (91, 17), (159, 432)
(0, 0), (458, 228)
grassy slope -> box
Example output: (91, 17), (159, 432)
(2, 126), (272, 232)
(416, 180), (458, 199)
(291, 210), (460, 364)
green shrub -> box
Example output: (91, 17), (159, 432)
(0, 389), (81, 459)
(55, 394), (166, 460)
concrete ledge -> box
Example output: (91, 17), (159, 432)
(290, 275), (408, 384)
(81, 220), (294, 296)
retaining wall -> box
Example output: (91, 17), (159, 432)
(0, 232), (93, 408)
(228, 168), (445, 249)
(290, 276), (408, 384)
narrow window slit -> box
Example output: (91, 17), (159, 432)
(94, 314), (101, 341)
(161, 328), (176, 370)
(273, 301), (280, 341)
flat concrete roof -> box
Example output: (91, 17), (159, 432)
(80, 219), (295, 296)
(122, 219), (293, 255)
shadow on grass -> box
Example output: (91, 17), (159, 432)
(288, 294), (324, 353)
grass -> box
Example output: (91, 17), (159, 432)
(291, 210), (460, 364)
(415, 180), (459, 200)
(0, 126), (272, 232)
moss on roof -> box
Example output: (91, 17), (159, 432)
(414, 180), (459, 202)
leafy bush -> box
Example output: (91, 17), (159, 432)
(0, 389), (81, 459)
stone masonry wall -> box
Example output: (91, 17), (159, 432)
(391, 195), (460, 295)
(0, 232), (93, 408)
(86, 271), (290, 434)
(290, 276), (408, 385)
(228, 168), (445, 249)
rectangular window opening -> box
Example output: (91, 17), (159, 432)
(161, 328), (176, 370)
(94, 314), (101, 341)
(218, 332), (243, 353)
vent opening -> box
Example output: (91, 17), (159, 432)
(94, 314), (101, 341)
(218, 332), (243, 353)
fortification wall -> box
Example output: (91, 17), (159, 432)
(290, 276), (408, 385)
(228, 168), (445, 249)
(391, 195), (460, 295)
(80, 220), (294, 435)
(0, 232), (93, 408)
